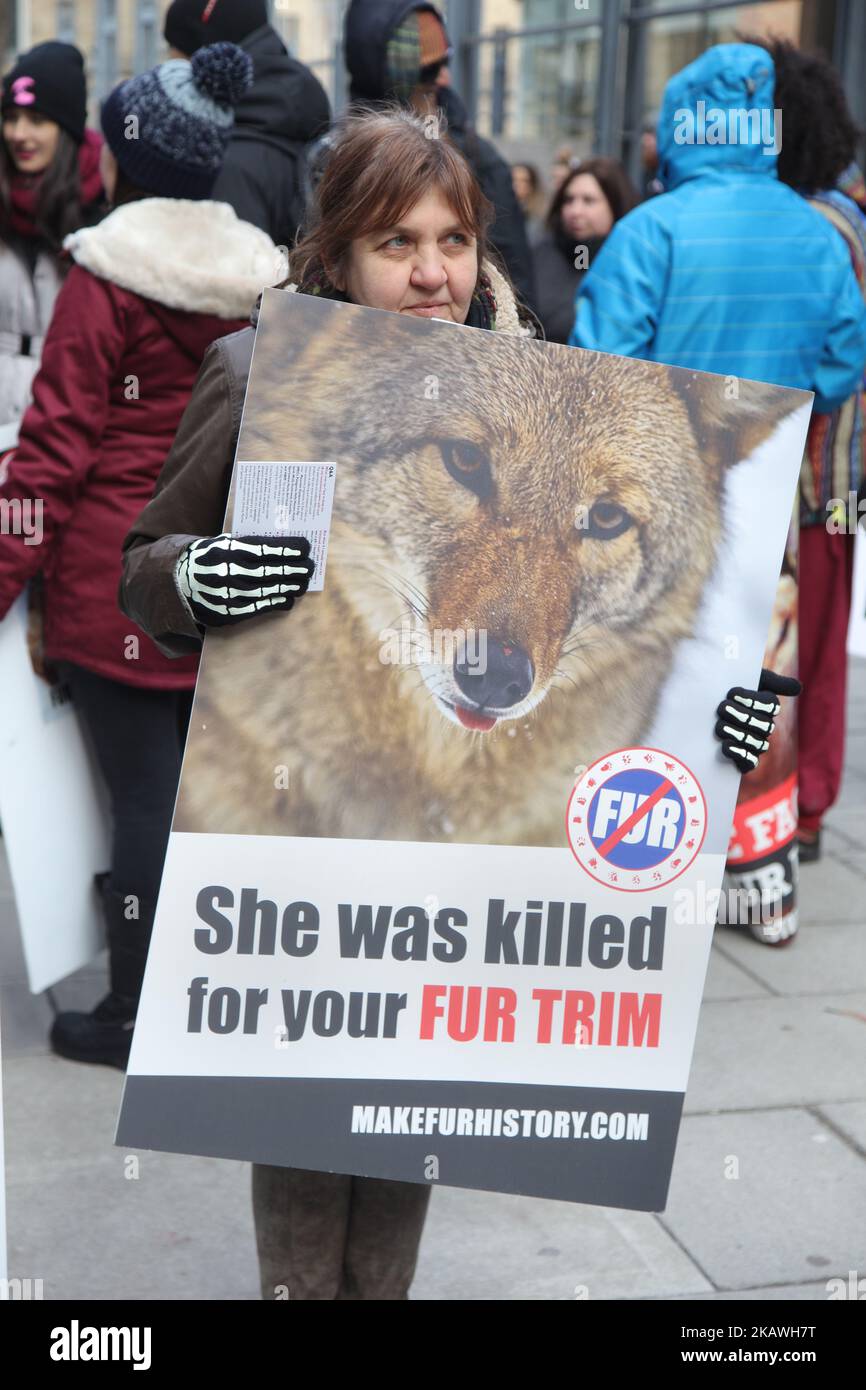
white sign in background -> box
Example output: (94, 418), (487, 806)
(848, 527), (866, 659)
(0, 1011), (6, 1290)
(0, 592), (109, 993)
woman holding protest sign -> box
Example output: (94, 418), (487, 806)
(120, 107), (797, 1301)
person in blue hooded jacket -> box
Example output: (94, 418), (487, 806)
(569, 43), (866, 413)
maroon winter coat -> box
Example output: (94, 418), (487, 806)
(0, 197), (281, 687)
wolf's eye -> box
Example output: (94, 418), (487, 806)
(439, 439), (492, 499)
(587, 500), (632, 539)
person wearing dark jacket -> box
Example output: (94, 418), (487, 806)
(0, 43), (283, 1069)
(533, 156), (638, 344)
(120, 107), (535, 1302)
(342, 0), (535, 309)
(164, 0), (331, 251)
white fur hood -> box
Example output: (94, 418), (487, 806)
(64, 199), (285, 320)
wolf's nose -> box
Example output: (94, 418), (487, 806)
(454, 637), (534, 710)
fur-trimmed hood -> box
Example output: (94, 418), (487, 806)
(64, 198), (285, 320)
(482, 260), (526, 335)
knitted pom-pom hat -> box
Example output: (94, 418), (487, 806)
(100, 41), (253, 200)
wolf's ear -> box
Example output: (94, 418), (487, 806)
(671, 370), (812, 472)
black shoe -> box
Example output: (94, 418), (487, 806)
(49, 880), (155, 1070)
(50, 992), (136, 1069)
(797, 830), (822, 863)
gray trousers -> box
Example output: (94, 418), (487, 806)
(251, 1163), (432, 1300)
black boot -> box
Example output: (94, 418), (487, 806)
(50, 884), (155, 1070)
(797, 828), (822, 863)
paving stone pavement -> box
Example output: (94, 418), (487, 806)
(1, 663), (864, 1302)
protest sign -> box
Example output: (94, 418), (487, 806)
(117, 291), (811, 1209)
(0, 1007), (6, 1291)
(849, 529), (866, 658)
(724, 523), (799, 945)
(0, 590), (109, 992)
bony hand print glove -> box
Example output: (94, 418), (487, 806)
(176, 534), (315, 628)
(715, 668), (802, 774)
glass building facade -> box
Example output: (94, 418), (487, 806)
(251, 2), (864, 193)
(447, 0), (862, 184)
(2, 1), (863, 188)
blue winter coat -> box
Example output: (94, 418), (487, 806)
(569, 44), (866, 412)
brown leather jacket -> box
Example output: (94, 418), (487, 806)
(119, 327), (254, 658)
(120, 265), (532, 659)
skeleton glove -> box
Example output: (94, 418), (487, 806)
(176, 534), (315, 628)
(715, 668), (802, 774)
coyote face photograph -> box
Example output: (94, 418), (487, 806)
(174, 293), (806, 846)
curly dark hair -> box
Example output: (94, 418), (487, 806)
(746, 36), (861, 193)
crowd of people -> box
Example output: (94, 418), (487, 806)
(0, 0), (864, 1300)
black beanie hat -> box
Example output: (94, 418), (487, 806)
(164, 0), (269, 57)
(1, 41), (87, 144)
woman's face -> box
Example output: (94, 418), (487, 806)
(511, 165), (533, 207)
(560, 172), (614, 241)
(2, 109), (61, 174)
(339, 188), (479, 324)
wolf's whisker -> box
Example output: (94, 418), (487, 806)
(552, 668), (581, 694)
(340, 552), (433, 620)
(335, 552), (431, 621)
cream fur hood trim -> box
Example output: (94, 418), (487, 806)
(64, 199), (285, 320)
(483, 260), (523, 335)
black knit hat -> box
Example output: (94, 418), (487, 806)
(101, 43), (253, 200)
(164, 0), (269, 57)
(1, 41), (87, 143)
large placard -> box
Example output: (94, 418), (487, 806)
(117, 292), (810, 1209)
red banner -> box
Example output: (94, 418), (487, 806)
(725, 522), (798, 945)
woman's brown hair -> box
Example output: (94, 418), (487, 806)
(291, 107), (495, 291)
(0, 126), (84, 250)
(546, 156), (639, 235)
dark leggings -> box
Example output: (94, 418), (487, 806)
(57, 662), (193, 904)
